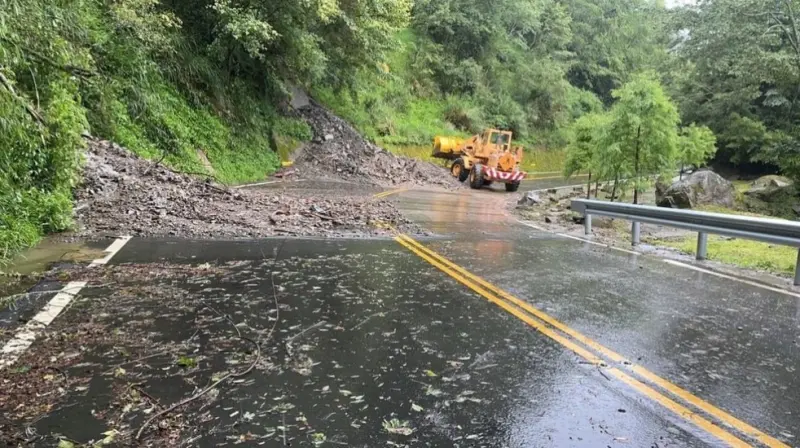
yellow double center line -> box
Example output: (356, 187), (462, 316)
(373, 188), (408, 199)
(394, 233), (787, 448)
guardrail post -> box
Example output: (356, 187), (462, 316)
(585, 214), (592, 236)
(696, 232), (708, 260)
(795, 249), (800, 286)
(631, 222), (641, 246)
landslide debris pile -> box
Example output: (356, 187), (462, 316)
(293, 103), (461, 188)
(75, 138), (420, 238)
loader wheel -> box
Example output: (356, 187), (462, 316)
(451, 158), (469, 182)
(505, 181), (520, 192)
(469, 163), (485, 189)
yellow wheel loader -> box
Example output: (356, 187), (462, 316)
(432, 129), (526, 191)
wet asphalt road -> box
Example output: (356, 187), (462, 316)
(4, 178), (799, 447)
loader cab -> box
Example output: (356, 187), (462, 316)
(483, 130), (512, 152)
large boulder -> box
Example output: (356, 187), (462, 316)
(751, 175), (792, 189)
(656, 170), (735, 209)
(517, 191), (542, 207)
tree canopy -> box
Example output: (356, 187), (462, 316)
(669, 0), (800, 177)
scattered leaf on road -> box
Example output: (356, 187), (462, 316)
(383, 419), (414, 436)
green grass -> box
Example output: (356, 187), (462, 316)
(654, 235), (797, 275)
(522, 148), (567, 173)
(653, 202), (797, 275)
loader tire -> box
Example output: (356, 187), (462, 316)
(505, 181), (520, 192)
(451, 158), (469, 182)
(469, 163), (485, 189)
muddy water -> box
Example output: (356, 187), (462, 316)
(1, 239), (107, 307)
(2, 239), (107, 276)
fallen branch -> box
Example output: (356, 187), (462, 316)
(135, 274), (281, 441)
(0, 69), (45, 125)
(130, 383), (163, 409)
(0, 37), (97, 79)
(287, 320), (326, 343)
(349, 311), (388, 331)
(142, 153), (167, 176)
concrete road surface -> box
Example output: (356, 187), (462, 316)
(1, 181), (797, 447)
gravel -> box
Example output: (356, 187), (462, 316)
(73, 137), (424, 239)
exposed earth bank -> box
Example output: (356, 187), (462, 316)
(285, 101), (461, 189)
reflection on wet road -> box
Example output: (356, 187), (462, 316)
(394, 187), (799, 447)
(5, 179), (799, 447)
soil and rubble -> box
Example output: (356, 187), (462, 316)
(74, 139), (424, 240)
(514, 184), (698, 246)
(72, 102), (460, 239)
(287, 102), (462, 189)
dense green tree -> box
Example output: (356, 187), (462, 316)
(601, 73), (679, 204)
(567, 0), (670, 104)
(677, 124), (717, 178)
(670, 0), (800, 179)
(564, 113), (611, 197)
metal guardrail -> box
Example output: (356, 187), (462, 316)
(570, 199), (800, 285)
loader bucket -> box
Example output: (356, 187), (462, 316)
(432, 136), (465, 160)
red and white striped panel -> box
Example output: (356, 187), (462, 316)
(485, 168), (526, 182)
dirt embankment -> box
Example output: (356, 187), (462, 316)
(288, 102), (461, 189)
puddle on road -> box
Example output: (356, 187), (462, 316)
(1, 239), (106, 308)
(3, 239), (106, 275)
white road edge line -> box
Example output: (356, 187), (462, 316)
(90, 235), (132, 266)
(0, 282), (86, 370)
(518, 219), (800, 299)
(663, 259), (800, 299)
(0, 235), (132, 370)
(519, 220), (641, 254)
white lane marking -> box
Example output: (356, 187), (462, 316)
(518, 220), (636, 252)
(0, 236), (132, 369)
(518, 219), (800, 298)
(90, 235), (132, 266)
(518, 221), (546, 231)
(663, 259), (800, 299)
(0, 282), (86, 369)
(556, 231), (642, 255)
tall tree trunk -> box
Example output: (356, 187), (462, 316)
(595, 181), (600, 198)
(611, 173), (619, 202)
(586, 172), (592, 199)
(680, 163), (684, 181)
(633, 125), (642, 205)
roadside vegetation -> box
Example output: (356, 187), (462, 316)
(655, 236), (797, 275)
(5, 0), (800, 266)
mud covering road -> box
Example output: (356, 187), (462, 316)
(73, 137), (423, 239)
